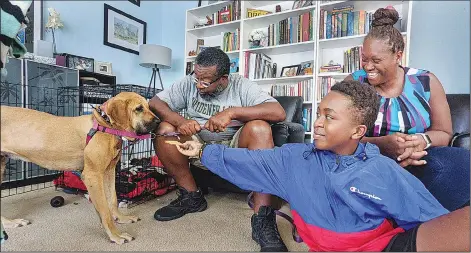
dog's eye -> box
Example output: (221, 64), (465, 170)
(135, 105), (144, 112)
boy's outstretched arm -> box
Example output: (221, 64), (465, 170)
(175, 141), (292, 201)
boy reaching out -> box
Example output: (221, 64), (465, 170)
(173, 80), (469, 252)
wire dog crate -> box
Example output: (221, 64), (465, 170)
(1, 61), (173, 207)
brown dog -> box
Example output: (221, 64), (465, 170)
(0, 92), (159, 244)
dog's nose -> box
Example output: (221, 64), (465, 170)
(146, 118), (160, 132)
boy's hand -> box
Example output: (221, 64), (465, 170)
(173, 141), (203, 157)
(204, 110), (233, 133)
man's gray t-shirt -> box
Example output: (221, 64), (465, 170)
(157, 74), (277, 142)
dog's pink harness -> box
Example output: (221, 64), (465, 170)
(85, 103), (153, 146)
(86, 120), (152, 145)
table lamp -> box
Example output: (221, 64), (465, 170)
(139, 44), (172, 97)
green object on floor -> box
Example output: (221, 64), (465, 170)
(1, 222), (8, 244)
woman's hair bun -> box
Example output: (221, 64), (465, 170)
(371, 7), (399, 27)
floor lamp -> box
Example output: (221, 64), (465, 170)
(139, 44), (172, 98)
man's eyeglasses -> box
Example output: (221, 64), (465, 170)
(189, 71), (223, 88)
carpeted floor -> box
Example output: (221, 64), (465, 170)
(1, 187), (308, 251)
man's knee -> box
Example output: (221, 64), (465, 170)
(156, 121), (176, 135)
(242, 120), (273, 140)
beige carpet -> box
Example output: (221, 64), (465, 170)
(1, 187), (308, 251)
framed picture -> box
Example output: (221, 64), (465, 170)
(280, 64), (301, 77)
(65, 54), (94, 72)
(104, 4), (147, 55)
(95, 61), (113, 75)
(128, 0), (140, 7)
(299, 60), (313, 75)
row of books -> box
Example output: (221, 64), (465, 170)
(270, 79), (313, 102)
(210, 0), (241, 25)
(244, 52), (274, 80)
(319, 5), (374, 40)
(317, 77), (336, 101)
(302, 108), (313, 132)
(320, 40), (406, 74)
(253, 10), (315, 48)
(221, 29), (240, 52)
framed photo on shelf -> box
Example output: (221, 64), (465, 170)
(280, 64), (301, 77)
(299, 60), (314, 75)
(94, 61), (113, 75)
(65, 54), (95, 72)
(103, 4), (147, 55)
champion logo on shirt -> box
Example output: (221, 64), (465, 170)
(350, 186), (382, 200)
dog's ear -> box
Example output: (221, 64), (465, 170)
(105, 98), (129, 129)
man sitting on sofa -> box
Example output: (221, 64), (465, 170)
(149, 47), (288, 252)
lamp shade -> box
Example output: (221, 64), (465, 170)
(139, 44), (172, 69)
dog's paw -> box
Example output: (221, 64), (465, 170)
(3, 218), (31, 228)
(109, 233), (134, 244)
(114, 215), (140, 224)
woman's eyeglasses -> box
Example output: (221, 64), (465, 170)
(189, 71), (223, 88)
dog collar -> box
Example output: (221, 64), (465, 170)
(86, 119), (153, 146)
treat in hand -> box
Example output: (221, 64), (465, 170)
(174, 141), (203, 157)
(165, 140), (182, 146)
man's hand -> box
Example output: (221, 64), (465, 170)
(174, 141), (203, 157)
(177, 119), (201, 136)
(204, 110), (233, 133)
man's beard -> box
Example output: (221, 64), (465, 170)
(198, 84), (226, 101)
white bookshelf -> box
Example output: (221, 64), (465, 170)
(184, 0), (413, 142)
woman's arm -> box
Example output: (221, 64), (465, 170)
(423, 72), (453, 147)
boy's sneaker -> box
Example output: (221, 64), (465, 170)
(154, 187), (207, 221)
(251, 206), (288, 252)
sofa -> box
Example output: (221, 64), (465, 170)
(190, 96), (306, 194)
(447, 94), (470, 149)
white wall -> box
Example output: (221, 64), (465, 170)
(409, 1), (470, 94)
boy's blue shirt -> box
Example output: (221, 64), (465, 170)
(201, 142), (449, 234)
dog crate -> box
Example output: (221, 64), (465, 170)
(1, 59), (174, 206)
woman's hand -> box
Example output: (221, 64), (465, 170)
(174, 141), (203, 157)
(396, 134), (428, 167)
(379, 133), (421, 159)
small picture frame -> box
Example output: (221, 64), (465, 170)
(280, 64), (301, 77)
(94, 61), (113, 75)
(299, 60), (314, 75)
(65, 54), (95, 72)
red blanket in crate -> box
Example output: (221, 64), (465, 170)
(53, 171), (87, 191)
(53, 155), (173, 199)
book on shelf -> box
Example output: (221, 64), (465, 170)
(319, 4), (374, 39)
(247, 8), (271, 18)
(250, 9), (315, 48)
(343, 45), (362, 73)
(221, 29), (240, 52)
(230, 58), (239, 73)
(186, 61), (195, 75)
(270, 79), (313, 102)
(317, 76), (337, 101)
(302, 108), (312, 132)
(207, 0), (241, 25)
(244, 52), (273, 80)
